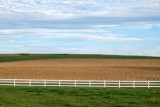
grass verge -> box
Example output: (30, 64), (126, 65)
(0, 86), (160, 107)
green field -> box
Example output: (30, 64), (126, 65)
(0, 86), (160, 107)
(0, 54), (160, 63)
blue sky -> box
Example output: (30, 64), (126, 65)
(0, 0), (160, 56)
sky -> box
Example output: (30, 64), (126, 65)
(0, 0), (160, 56)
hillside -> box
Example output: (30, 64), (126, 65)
(0, 54), (160, 63)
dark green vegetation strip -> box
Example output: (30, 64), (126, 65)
(0, 86), (160, 107)
(0, 54), (160, 62)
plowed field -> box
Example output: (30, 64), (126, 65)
(0, 59), (160, 80)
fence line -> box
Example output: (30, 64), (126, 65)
(0, 79), (160, 88)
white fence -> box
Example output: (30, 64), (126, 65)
(0, 79), (160, 88)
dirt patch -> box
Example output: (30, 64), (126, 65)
(0, 59), (160, 80)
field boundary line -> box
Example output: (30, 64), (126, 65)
(0, 79), (160, 88)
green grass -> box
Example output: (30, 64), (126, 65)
(0, 86), (160, 107)
(0, 54), (160, 63)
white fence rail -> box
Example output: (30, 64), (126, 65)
(0, 79), (160, 88)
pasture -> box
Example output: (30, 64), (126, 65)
(0, 86), (160, 107)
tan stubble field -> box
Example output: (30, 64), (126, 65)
(0, 59), (160, 80)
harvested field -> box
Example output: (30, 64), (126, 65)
(0, 59), (160, 80)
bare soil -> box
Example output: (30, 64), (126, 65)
(0, 59), (160, 80)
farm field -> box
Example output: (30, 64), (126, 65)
(0, 58), (160, 80)
(0, 86), (160, 107)
(0, 54), (160, 63)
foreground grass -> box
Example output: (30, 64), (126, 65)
(0, 54), (160, 63)
(0, 86), (160, 107)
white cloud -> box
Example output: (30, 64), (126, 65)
(0, 0), (159, 55)
(0, 0), (160, 29)
(43, 34), (141, 41)
(1, 0), (158, 18)
(0, 28), (141, 41)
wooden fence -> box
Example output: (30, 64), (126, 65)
(0, 79), (160, 88)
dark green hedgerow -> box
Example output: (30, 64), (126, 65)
(0, 54), (159, 63)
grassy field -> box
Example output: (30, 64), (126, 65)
(0, 54), (160, 63)
(0, 86), (160, 107)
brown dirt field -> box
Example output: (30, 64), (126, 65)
(0, 59), (160, 80)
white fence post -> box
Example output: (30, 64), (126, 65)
(29, 79), (31, 87)
(59, 80), (61, 87)
(14, 79), (15, 87)
(89, 80), (91, 87)
(119, 80), (120, 88)
(148, 81), (150, 89)
(44, 79), (46, 87)
(74, 80), (76, 87)
(104, 80), (105, 88)
(133, 81), (135, 88)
